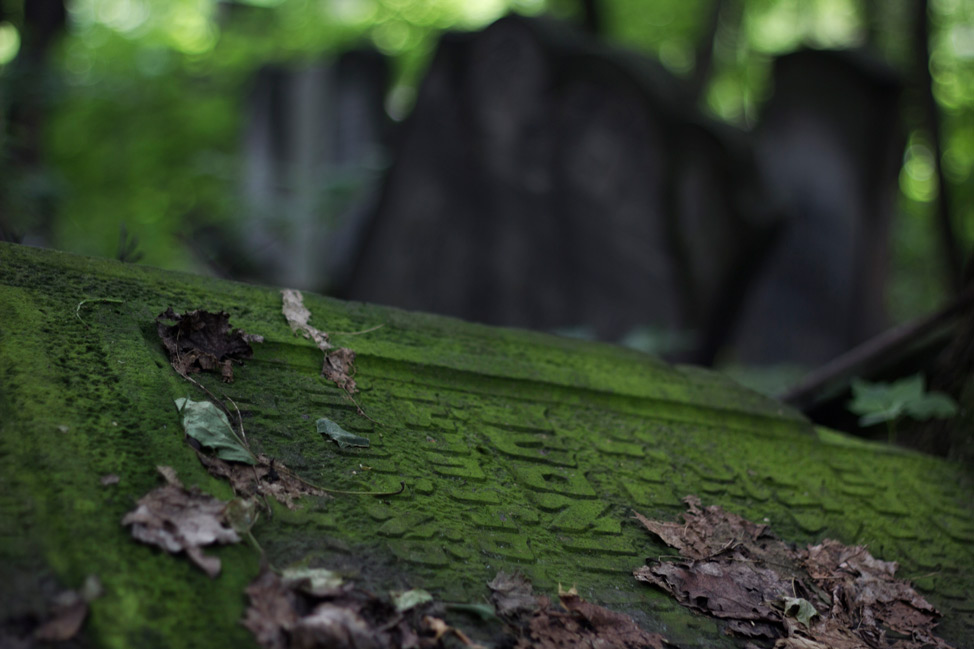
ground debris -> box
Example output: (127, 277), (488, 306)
(156, 308), (262, 382)
(244, 565), (470, 649)
(489, 571), (669, 649)
(281, 290), (359, 395)
(282, 289), (331, 352)
(196, 452), (328, 510)
(488, 571), (537, 619)
(322, 347), (357, 394)
(121, 466), (240, 577)
(633, 495), (771, 561)
(634, 496), (955, 649)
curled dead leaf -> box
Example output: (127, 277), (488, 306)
(487, 572), (537, 619)
(633, 495), (770, 561)
(30, 576), (103, 643)
(281, 289), (331, 352)
(156, 308), (261, 382)
(322, 348), (357, 394)
(243, 564), (301, 649)
(121, 466), (240, 577)
(280, 290), (359, 395)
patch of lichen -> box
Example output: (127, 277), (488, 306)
(2, 242), (973, 648)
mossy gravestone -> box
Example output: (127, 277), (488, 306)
(1, 242), (972, 648)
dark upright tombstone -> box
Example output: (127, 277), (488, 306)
(342, 15), (778, 351)
(236, 49), (389, 291)
(730, 49), (904, 365)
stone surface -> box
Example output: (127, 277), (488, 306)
(1, 242), (972, 648)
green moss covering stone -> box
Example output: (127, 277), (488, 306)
(1, 242), (972, 648)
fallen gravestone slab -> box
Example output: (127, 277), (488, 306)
(1, 242), (971, 648)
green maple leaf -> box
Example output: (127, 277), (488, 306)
(848, 375), (958, 427)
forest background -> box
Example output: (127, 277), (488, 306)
(1, 0), (972, 358)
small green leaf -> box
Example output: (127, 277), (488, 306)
(858, 405), (904, 427)
(848, 375), (958, 427)
(281, 567), (343, 596)
(392, 588), (433, 612)
(316, 418), (369, 449)
(224, 498), (258, 534)
(175, 398), (255, 464)
(782, 597), (819, 628)
(904, 391), (958, 420)
(445, 602), (499, 622)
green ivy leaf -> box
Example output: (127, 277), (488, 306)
(444, 602), (499, 621)
(175, 398), (256, 464)
(316, 418), (370, 449)
(848, 375), (957, 427)
(392, 589), (433, 612)
(782, 597), (819, 628)
(281, 567), (343, 596)
(904, 391), (959, 420)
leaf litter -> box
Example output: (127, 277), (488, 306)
(243, 564), (475, 649)
(195, 452), (327, 510)
(242, 566), (674, 649)
(281, 289), (359, 395)
(633, 495), (955, 649)
(121, 466), (241, 577)
(488, 571), (669, 649)
(157, 308), (263, 382)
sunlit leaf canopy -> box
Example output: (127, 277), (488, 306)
(1, 0), (972, 320)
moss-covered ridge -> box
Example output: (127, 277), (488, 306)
(1, 242), (972, 648)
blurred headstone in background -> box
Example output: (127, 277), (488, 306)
(339, 14), (781, 356)
(0, 0), (67, 245)
(232, 48), (390, 291)
(729, 49), (904, 366)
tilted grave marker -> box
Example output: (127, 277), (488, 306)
(1, 242), (972, 647)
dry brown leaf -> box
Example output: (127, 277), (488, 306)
(802, 540), (944, 641)
(634, 561), (787, 625)
(487, 572), (538, 619)
(281, 289), (331, 352)
(558, 593), (668, 649)
(322, 347), (357, 395)
(511, 594), (668, 649)
(33, 599), (87, 642)
(291, 604), (382, 649)
(121, 466), (240, 577)
(633, 495), (769, 560)
(490, 571), (669, 649)
(281, 290), (359, 394)
(421, 616), (477, 647)
(156, 308), (262, 382)
(775, 617), (870, 649)
(243, 565), (301, 649)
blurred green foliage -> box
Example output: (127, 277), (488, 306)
(847, 374), (959, 445)
(0, 0), (972, 321)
